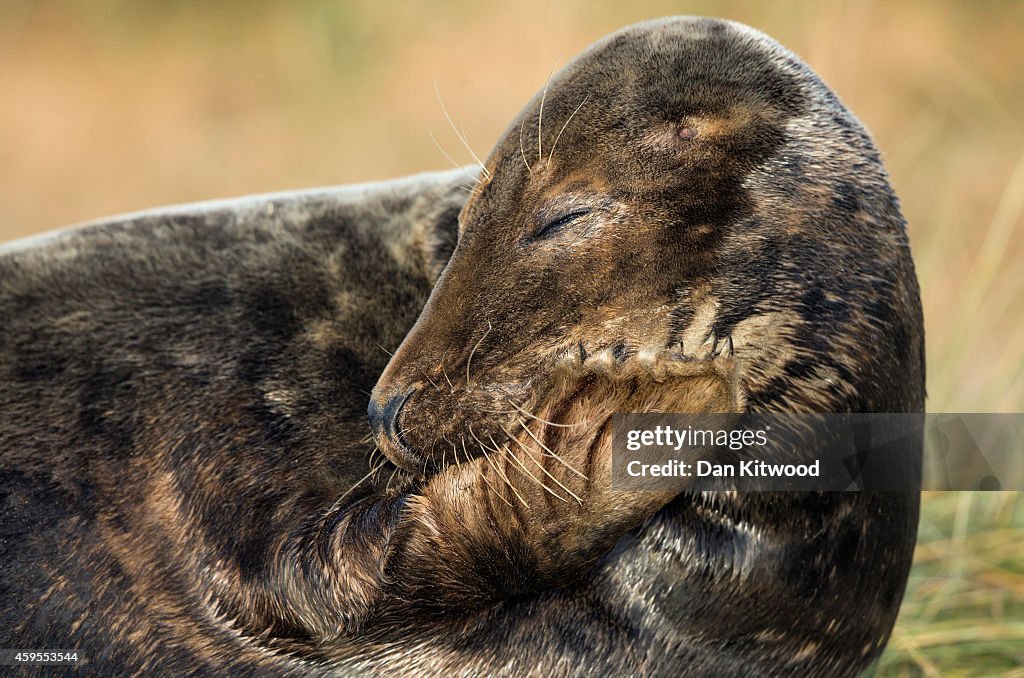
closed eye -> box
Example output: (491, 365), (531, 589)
(534, 209), (592, 239)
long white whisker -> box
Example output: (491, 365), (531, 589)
(515, 419), (587, 480)
(476, 433), (529, 508)
(495, 428), (568, 503)
(470, 427), (502, 455)
(385, 465), (400, 493)
(441, 438), (450, 469)
(434, 80), (491, 180)
(467, 427), (514, 509)
(428, 127), (472, 176)
(536, 59), (560, 164)
(421, 371), (441, 392)
(485, 449), (528, 509)
(529, 452), (582, 505)
(548, 94), (590, 165)
(519, 119), (533, 175)
(466, 320), (492, 387)
(502, 425), (580, 503)
(454, 437), (464, 468)
(337, 460), (388, 503)
(506, 398), (579, 428)
(440, 364), (455, 393)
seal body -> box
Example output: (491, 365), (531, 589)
(1, 17), (923, 677)
(0, 169), (472, 674)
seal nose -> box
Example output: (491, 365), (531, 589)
(368, 390), (413, 447)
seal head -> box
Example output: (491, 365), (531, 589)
(371, 17), (923, 468)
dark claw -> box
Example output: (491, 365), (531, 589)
(703, 328), (718, 351)
(577, 341), (588, 363)
(611, 342), (628, 362)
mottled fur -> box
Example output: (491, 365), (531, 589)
(1, 16), (923, 678)
(1, 171), (473, 673)
(371, 16), (923, 677)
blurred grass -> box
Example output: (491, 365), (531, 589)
(875, 492), (1024, 676)
(1, 1), (1022, 674)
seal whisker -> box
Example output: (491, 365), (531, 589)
(367, 446), (382, 470)
(502, 424), (580, 504)
(505, 398), (579, 428)
(469, 427), (502, 456)
(519, 119), (533, 175)
(548, 94), (590, 165)
(436, 349), (457, 393)
(459, 123), (488, 185)
(428, 128), (476, 180)
(439, 364), (456, 393)
(397, 426), (418, 449)
(465, 320), (492, 387)
(368, 449), (389, 483)
(420, 370), (442, 392)
(434, 80), (491, 180)
(497, 428), (567, 503)
(441, 367), (455, 392)
(453, 437), (464, 468)
(514, 418), (587, 480)
(336, 459), (390, 504)
(536, 58), (560, 164)
(482, 444), (529, 509)
(468, 426), (515, 508)
(500, 435), (547, 491)
(478, 458), (514, 508)
(384, 464), (400, 493)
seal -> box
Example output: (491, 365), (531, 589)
(369, 15), (923, 676)
(0, 16), (923, 677)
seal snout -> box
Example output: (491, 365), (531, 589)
(368, 389), (420, 470)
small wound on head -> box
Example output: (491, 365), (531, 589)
(677, 126), (698, 140)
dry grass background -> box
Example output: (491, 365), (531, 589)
(1, 1), (1021, 674)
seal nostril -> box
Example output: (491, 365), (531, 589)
(382, 390), (410, 439)
(368, 389), (415, 446)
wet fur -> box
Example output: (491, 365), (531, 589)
(1, 17), (923, 678)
